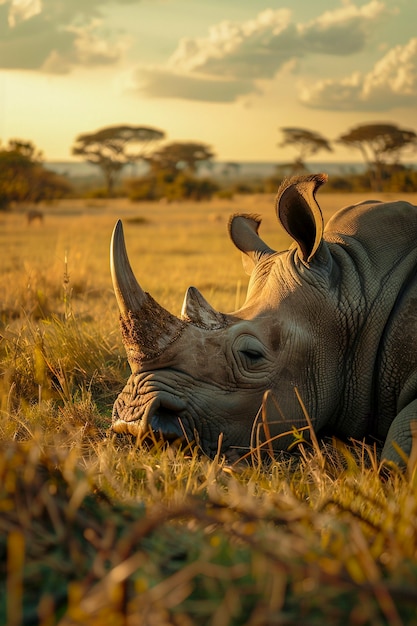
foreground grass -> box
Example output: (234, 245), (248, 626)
(2, 428), (417, 625)
(2, 196), (417, 624)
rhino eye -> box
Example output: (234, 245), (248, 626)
(235, 335), (266, 369)
(241, 348), (263, 362)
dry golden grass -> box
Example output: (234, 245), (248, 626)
(3, 190), (413, 317)
(2, 191), (417, 625)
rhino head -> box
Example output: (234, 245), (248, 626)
(111, 173), (342, 459)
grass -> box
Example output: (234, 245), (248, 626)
(1, 193), (417, 624)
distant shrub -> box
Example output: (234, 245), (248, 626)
(128, 172), (219, 202)
(263, 175), (283, 193)
(84, 187), (126, 199)
(84, 188), (109, 199)
(216, 188), (235, 200)
(323, 176), (355, 192)
(232, 183), (253, 194)
(217, 182), (262, 197)
(382, 167), (417, 192)
(127, 176), (160, 201)
(322, 167), (417, 193)
(165, 173), (219, 201)
(125, 216), (149, 225)
(0, 140), (72, 210)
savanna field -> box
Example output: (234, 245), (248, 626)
(2, 192), (417, 625)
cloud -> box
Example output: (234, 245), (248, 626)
(297, 0), (386, 55)
(134, 67), (256, 102)
(300, 37), (417, 111)
(38, 20), (126, 74)
(8, 0), (42, 28)
(0, 0), (399, 109)
(136, 1), (389, 102)
(0, 0), (140, 72)
(167, 9), (298, 80)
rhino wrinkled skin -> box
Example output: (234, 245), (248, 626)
(110, 173), (417, 466)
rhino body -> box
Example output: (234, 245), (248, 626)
(111, 174), (417, 465)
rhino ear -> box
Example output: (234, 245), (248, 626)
(276, 173), (327, 263)
(228, 213), (276, 275)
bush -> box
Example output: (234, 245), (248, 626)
(322, 167), (417, 193)
(128, 172), (219, 202)
(165, 173), (219, 201)
(216, 188), (235, 200)
(232, 182), (253, 194)
(127, 177), (160, 201)
(0, 141), (72, 210)
(84, 187), (126, 199)
(382, 167), (417, 192)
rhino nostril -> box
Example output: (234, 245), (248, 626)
(150, 406), (185, 440)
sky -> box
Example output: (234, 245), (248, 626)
(0, 0), (416, 163)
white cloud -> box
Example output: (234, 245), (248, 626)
(0, 0), (140, 71)
(137, 1), (389, 102)
(8, 0), (42, 28)
(71, 21), (127, 66)
(39, 21), (128, 73)
(0, 0), (406, 115)
(300, 37), (417, 110)
(297, 0), (386, 54)
(168, 9), (296, 79)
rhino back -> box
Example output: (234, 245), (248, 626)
(322, 199), (417, 442)
(376, 271), (417, 440)
(325, 200), (417, 268)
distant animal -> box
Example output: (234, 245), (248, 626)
(26, 209), (44, 225)
(110, 173), (417, 466)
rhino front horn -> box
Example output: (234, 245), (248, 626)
(181, 286), (226, 329)
(110, 220), (185, 362)
(110, 220), (148, 317)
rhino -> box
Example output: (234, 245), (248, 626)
(110, 173), (417, 466)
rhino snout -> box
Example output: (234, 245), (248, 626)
(112, 387), (188, 442)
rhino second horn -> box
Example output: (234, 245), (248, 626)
(181, 286), (226, 329)
(110, 220), (148, 317)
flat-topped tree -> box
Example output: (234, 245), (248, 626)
(146, 142), (215, 177)
(279, 127), (332, 174)
(338, 123), (417, 191)
(72, 125), (165, 195)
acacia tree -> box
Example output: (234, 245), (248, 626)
(338, 123), (417, 191)
(146, 142), (215, 176)
(72, 125), (165, 195)
(279, 127), (332, 174)
(128, 142), (217, 201)
(7, 140), (43, 161)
